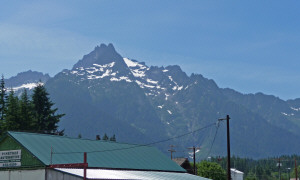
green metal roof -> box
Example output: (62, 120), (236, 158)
(6, 131), (185, 172)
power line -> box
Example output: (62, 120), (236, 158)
(205, 121), (221, 158)
(53, 122), (217, 155)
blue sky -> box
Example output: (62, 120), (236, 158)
(1, 0), (300, 100)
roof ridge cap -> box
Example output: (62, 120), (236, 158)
(8, 131), (152, 147)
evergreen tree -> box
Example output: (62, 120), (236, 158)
(102, 133), (109, 140)
(110, 134), (116, 142)
(32, 83), (64, 134)
(0, 75), (6, 135)
(96, 135), (101, 140)
(5, 89), (21, 131)
(19, 89), (33, 131)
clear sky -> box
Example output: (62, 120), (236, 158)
(1, 0), (300, 100)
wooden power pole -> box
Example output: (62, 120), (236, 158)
(296, 158), (298, 180)
(219, 115), (231, 180)
(168, 145), (176, 160)
(188, 146), (201, 175)
(278, 158), (281, 180)
(84, 152), (87, 180)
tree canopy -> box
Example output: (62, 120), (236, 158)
(31, 84), (64, 134)
(0, 78), (64, 135)
(197, 161), (226, 180)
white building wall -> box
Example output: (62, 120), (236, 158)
(46, 169), (82, 180)
(231, 172), (243, 180)
(231, 168), (243, 180)
(0, 169), (82, 180)
(0, 169), (45, 180)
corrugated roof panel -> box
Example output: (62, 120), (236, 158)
(55, 168), (211, 180)
(8, 131), (185, 172)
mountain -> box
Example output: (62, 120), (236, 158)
(222, 89), (300, 137)
(45, 44), (166, 144)
(5, 70), (50, 95)
(7, 44), (300, 158)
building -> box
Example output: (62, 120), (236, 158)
(231, 168), (244, 180)
(172, 157), (194, 174)
(0, 131), (210, 180)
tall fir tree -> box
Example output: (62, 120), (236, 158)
(5, 89), (21, 131)
(0, 75), (6, 120)
(102, 133), (109, 140)
(32, 83), (64, 134)
(110, 134), (116, 142)
(0, 75), (6, 135)
(19, 89), (34, 131)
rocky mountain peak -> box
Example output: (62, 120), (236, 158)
(72, 43), (125, 70)
(5, 70), (50, 87)
(94, 43), (116, 55)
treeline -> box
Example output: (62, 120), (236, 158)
(0, 76), (64, 136)
(96, 133), (116, 142)
(78, 133), (117, 142)
(208, 155), (300, 180)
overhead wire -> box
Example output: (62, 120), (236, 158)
(53, 122), (217, 155)
(205, 120), (221, 159)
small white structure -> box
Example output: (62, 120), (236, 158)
(231, 168), (244, 180)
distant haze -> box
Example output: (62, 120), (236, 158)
(5, 44), (300, 158)
(1, 1), (300, 100)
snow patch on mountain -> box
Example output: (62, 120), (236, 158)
(168, 76), (183, 91)
(66, 57), (187, 98)
(110, 76), (132, 82)
(281, 112), (294, 116)
(291, 107), (300, 111)
(123, 58), (138, 67)
(165, 93), (169, 100)
(123, 58), (186, 98)
(68, 62), (133, 82)
(94, 62), (115, 68)
(13, 83), (43, 91)
(146, 79), (158, 84)
(124, 58), (147, 77)
(158, 105), (163, 109)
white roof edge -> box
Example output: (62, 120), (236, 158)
(55, 168), (211, 180)
(230, 168), (244, 174)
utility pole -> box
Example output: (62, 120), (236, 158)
(295, 158), (298, 180)
(188, 146), (201, 175)
(50, 147), (53, 165)
(219, 115), (231, 180)
(168, 145), (176, 160)
(84, 152), (87, 180)
(278, 158), (281, 180)
(287, 168), (290, 180)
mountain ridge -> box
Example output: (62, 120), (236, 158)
(5, 44), (300, 158)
